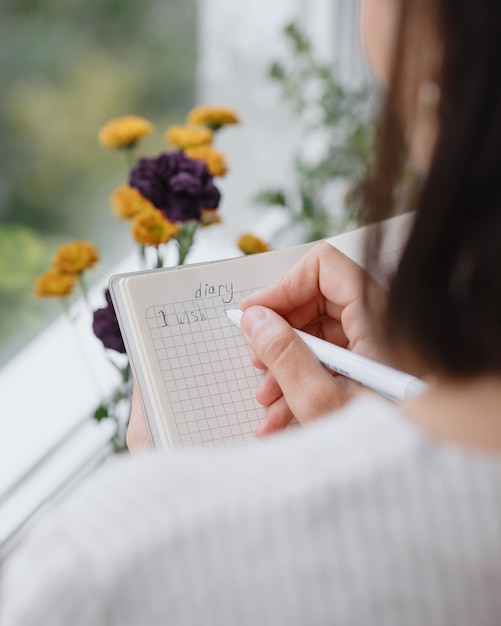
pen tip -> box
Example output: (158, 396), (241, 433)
(226, 309), (243, 327)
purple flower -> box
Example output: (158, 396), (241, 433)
(129, 151), (221, 222)
(92, 290), (126, 354)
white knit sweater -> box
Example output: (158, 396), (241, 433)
(3, 395), (501, 625)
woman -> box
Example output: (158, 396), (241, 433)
(4, 1), (501, 624)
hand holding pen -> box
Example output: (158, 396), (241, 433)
(234, 242), (427, 437)
(227, 309), (427, 403)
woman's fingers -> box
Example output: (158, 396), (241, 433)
(255, 395), (294, 438)
(256, 370), (283, 407)
(249, 316), (348, 373)
(241, 305), (354, 424)
(300, 316), (349, 348)
(126, 387), (154, 452)
(240, 242), (367, 326)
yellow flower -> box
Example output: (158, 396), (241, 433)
(237, 234), (271, 255)
(185, 145), (228, 177)
(34, 270), (77, 298)
(187, 106), (240, 130)
(52, 241), (99, 275)
(165, 124), (213, 150)
(98, 116), (153, 149)
(110, 185), (156, 220)
(131, 208), (180, 247)
(200, 209), (223, 227)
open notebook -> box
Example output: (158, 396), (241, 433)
(110, 212), (412, 449)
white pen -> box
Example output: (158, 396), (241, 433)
(226, 309), (428, 403)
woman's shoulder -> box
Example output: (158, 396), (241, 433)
(5, 394), (501, 626)
(85, 392), (501, 517)
(88, 392), (501, 498)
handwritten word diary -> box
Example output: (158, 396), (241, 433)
(194, 281), (234, 304)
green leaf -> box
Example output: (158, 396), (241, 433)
(268, 62), (286, 82)
(253, 20), (377, 242)
(94, 404), (109, 422)
(253, 189), (288, 207)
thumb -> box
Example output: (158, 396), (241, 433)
(241, 306), (350, 422)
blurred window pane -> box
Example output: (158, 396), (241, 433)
(0, 0), (196, 367)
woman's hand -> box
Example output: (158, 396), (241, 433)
(126, 386), (154, 452)
(240, 242), (388, 437)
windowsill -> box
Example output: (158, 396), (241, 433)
(0, 225), (242, 551)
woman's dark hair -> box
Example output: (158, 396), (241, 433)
(364, 0), (501, 377)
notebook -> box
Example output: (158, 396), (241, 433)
(109, 212), (412, 449)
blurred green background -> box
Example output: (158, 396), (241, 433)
(0, 0), (197, 367)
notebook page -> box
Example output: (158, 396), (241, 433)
(144, 285), (280, 448)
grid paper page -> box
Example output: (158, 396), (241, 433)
(145, 287), (285, 448)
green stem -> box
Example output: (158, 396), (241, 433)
(60, 298), (106, 398)
(79, 272), (93, 315)
(122, 361), (132, 385)
(124, 146), (136, 170)
(60, 297), (70, 318)
(137, 243), (146, 268)
(156, 247), (163, 268)
(106, 354), (125, 376)
(176, 221), (199, 265)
